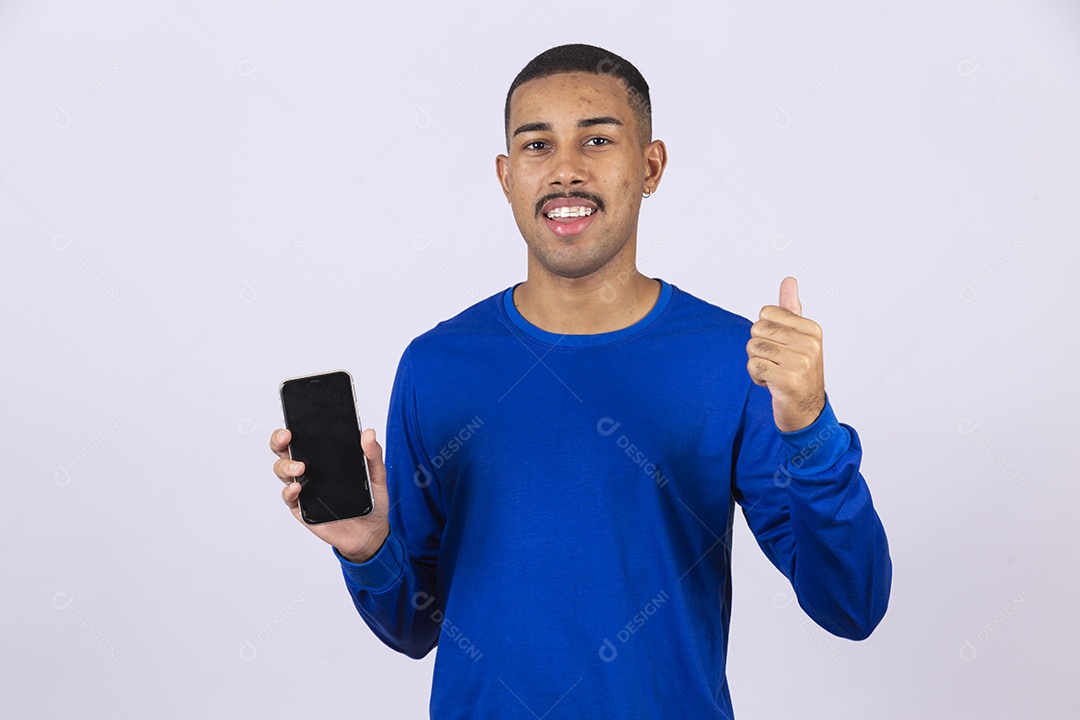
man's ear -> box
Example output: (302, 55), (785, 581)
(643, 139), (667, 194)
(495, 153), (512, 202)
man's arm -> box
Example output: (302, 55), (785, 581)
(736, 276), (890, 639)
(272, 345), (444, 660)
(732, 386), (892, 639)
(333, 344), (445, 659)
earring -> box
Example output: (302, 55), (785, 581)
(642, 189), (652, 198)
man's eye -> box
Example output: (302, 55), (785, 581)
(585, 137), (611, 146)
(524, 141), (548, 150)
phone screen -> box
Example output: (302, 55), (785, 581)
(279, 370), (374, 524)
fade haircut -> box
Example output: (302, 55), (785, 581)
(504, 43), (652, 151)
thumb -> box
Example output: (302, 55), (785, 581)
(779, 276), (802, 316)
(360, 427), (387, 488)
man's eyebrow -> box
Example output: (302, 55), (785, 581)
(577, 116), (623, 129)
(512, 121), (551, 137)
(511, 116), (624, 138)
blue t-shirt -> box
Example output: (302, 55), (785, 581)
(334, 278), (891, 719)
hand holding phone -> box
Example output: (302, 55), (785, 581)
(273, 370), (390, 562)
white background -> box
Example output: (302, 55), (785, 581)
(2, 1), (1077, 717)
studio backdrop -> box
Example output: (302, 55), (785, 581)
(2, 1), (1077, 718)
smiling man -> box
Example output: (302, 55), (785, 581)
(496, 64), (666, 338)
(271, 43), (891, 718)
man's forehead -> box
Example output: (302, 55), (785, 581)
(510, 72), (632, 119)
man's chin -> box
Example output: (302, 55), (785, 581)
(529, 249), (610, 281)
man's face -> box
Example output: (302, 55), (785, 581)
(496, 72), (664, 281)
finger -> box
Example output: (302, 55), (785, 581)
(750, 318), (794, 344)
(281, 480), (301, 509)
(751, 324), (823, 367)
(274, 456), (304, 483)
(270, 428), (291, 458)
(747, 337), (782, 359)
(758, 305), (822, 339)
(779, 276), (802, 317)
(360, 428), (387, 488)
(746, 356), (774, 387)
(748, 338), (816, 374)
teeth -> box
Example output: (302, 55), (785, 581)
(545, 206), (595, 219)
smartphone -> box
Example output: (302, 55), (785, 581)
(278, 369), (374, 525)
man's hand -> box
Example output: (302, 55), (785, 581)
(746, 276), (826, 433)
(272, 427), (391, 564)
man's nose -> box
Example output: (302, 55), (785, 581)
(546, 145), (588, 187)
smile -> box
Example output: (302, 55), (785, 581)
(545, 206), (596, 219)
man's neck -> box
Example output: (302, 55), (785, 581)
(512, 267), (661, 335)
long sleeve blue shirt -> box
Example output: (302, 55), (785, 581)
(333, 278), (891, 718)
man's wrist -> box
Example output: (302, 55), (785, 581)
(777, 395), (850, 475)
(334, 528), (406, 592)
(337, 525), (391, 565)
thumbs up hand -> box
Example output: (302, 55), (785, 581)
(746, 277), (826, 433)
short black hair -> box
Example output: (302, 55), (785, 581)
(504, 43), (652, 151)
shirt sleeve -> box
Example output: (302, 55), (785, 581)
(731, 383), (892, 640)
(332, 343), (445, 659)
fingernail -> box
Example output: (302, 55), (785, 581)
(292, 462), (301, 474)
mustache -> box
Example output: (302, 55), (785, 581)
(534, 191), (606, 218)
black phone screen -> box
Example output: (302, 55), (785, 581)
(279, 370), (374, 524)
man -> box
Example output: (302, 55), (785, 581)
(270, 43), (891, 718)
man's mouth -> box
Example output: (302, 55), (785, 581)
(538, 195), (603, 237)
(544, 206), (596, 219)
